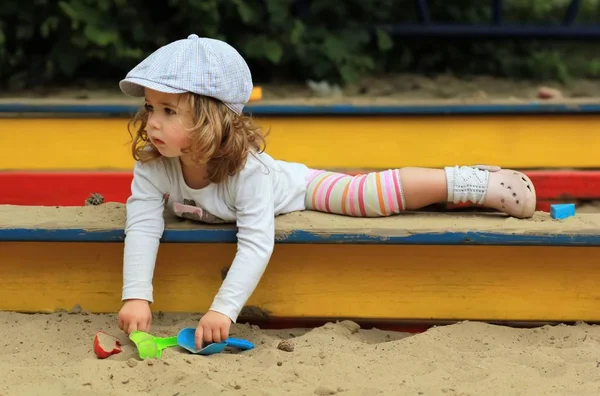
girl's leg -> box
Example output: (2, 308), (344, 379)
(305, 165), (536, 218)
(398, 167), (447, 209)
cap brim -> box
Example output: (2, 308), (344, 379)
(119, 78), (187, 97)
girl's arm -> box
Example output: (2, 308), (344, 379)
(209, 165), (275, 322)
(122, 160), (168, 303)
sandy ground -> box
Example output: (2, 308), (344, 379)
(1, 312), (599, 396)
(1, 75), (599, 106)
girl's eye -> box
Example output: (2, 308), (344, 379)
(144, 103), (153, 112)
(164, 107), (176, 115)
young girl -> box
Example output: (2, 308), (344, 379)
(117, 34), (536, 351)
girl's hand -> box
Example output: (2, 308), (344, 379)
(118, 299), (152, 334)
(195, 310), (232, 350)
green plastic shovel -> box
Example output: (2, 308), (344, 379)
(129, 330), (179, 359)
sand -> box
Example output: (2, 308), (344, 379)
(2, 75), (600, 107)
(1, 203), (600, 241)
(1, 311), (599, 396)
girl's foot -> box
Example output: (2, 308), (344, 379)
(445, 165), (536, 218)
(482, 166), (536, 219)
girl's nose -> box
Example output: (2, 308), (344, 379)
(147, 112), (160, 130)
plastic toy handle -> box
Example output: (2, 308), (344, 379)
(156, 336), (179, 349)
(226, 337), (255, 350)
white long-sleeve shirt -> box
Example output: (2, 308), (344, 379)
(122, 151), (309, 322)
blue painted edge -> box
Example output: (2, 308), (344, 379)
(2, 228), (600, 246)
(1, 102), (600, 116)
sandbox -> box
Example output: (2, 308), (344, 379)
(2, 203), (600, 324)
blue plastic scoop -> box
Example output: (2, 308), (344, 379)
(176, 327), (255, 355)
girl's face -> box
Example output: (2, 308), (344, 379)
(143, 88), (193, 158)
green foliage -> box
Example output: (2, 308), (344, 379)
(1, 0), (600, 91)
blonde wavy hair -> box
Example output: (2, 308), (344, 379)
(127, 93), (267, 183)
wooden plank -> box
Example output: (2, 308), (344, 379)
(1, 204), (600, 246)
(1, 170), (598, 206)
(528, 170), (600, 200)
(2, 100), (600, 116)
(3, 241), (600, 322)
(0, 171), (133, 206)
(2, 115), (600, 170)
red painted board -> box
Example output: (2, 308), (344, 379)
(0, 172), (133, 206)
(526, 171), (600, 200)
(1, 170), (599, 206)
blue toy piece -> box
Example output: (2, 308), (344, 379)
(550, 204), (576, 220)
(177, 327), (255, 355)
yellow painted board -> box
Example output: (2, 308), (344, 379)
(3, 242), (600, 322)
(2, 115), (600, 170)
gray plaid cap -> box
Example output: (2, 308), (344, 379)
(119, 34), (253, 115)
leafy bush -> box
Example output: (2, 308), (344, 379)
(1, 0), (600, 91)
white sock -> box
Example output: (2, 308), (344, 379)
(444, 166), (489, 205)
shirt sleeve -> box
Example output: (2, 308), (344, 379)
(122, 160), (168, 303)
(209, 161), (275, 322)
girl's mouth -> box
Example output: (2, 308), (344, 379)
(152, 138), (165, 145)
